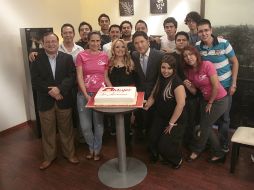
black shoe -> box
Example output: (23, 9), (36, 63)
(186, 152), (199, 162)
(149, 152), (158, 163)
(160, 159), (170, 165)
(207, 155), (226, 163)
(222, 145), (230, 153)
(172, 158), (183, 169)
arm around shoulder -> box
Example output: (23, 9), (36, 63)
(58, 54), (76, 95)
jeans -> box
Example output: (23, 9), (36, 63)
(190, 96), (228, 157)
(77, 91), (104, 154)
(217, 94), (232, 148)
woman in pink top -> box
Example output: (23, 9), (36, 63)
(182, 46), (228, 163)
(76, 31), (112, 161)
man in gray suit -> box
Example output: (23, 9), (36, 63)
(131, 31), (164, 147)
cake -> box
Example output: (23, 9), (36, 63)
(94, 86), (137, 106)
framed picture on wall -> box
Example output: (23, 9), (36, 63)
(150, 0), (167, 14)
(119, 0), (134, 16)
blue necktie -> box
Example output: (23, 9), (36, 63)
(141, 55), (147, 75)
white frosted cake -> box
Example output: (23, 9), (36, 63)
(94, 86), (137, 106)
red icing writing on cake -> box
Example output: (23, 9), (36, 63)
(102, 87), (131, 92)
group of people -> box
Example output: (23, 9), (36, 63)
(30, 12), (239, 170)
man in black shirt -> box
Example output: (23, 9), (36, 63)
(76, 21), (92, 49)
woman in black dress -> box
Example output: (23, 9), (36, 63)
(144, 54), (186, 169)
(108, 39), (135, 144)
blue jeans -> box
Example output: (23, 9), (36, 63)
(77, 91), (104, 154)
(217, 94), (232, 148)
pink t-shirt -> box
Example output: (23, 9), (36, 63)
(187, 61), (227, 101)
(76, 50), (109, 93)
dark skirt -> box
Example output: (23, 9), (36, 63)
(148, 113), (184, 165)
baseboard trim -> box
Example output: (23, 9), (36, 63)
(0, 120), (31, 136)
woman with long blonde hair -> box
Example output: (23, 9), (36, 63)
(108, 39), (136, 144)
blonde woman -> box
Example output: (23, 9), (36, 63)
(108, 39), (136, 144)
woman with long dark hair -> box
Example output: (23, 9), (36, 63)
(144, 54), (186, 169)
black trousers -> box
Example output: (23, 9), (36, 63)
(148, 113), (184, 165)
(183, 96), (201, 146)
(134, 105), (155, 132)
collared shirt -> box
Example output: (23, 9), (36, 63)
(46, 52), (58, 79)
(59, 43), (84, 63)
(102, 41), (112, 58)
(139, 47), (151, 60)
(196, 35), (235, 88)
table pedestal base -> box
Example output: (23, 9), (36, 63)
(98, 157), (147, 188)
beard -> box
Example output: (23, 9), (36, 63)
(122, 33), (131, 38)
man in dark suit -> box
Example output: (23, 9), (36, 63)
(131, 31), (164, 144)
(30, 32), (79, 170)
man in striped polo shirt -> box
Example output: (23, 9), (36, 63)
(195, 19), (239, 153)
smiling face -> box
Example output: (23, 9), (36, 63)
(197, 24), (213, 44)
(79, 24), (91, 40)
(88, 34), (101, 52)
(121, 23), (132, 38)
(175, 35), (188, 51)
(164, 23), (177, 39)
(183, 50), (198, 67)
(161, 62), (174, 78)
(135, 22), (148, 33)
(133, 36), (149, 55)
(99, 16), (110, 31)
(43, 34), (59, 55)
(61, 26), (75, 43)
(113, 40), (126, 57)
(109, 27), (121, 41)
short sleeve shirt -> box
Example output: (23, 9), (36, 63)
(155, 76), (184, 121)
(187, 61), (227, 101)
(76, 50), (109, 92)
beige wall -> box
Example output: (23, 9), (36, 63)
(81, 0), (200, 35)
(0, 0), (200, 131)
(0, 0), (81, 131)
(0, 0), (252, 131)
(205, 0), (254, 26)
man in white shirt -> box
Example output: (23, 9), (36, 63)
(102, 24), (121, 58)
(59, 23), (84, 62)
(160, 17), (177, 53)
(29, 23), (83, 63)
